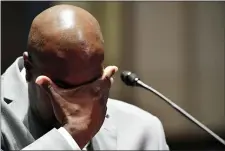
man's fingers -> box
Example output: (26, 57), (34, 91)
(102, 66), (118, 80)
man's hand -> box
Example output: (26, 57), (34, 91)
(35, 66), (118, 149)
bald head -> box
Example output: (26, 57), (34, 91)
(26, 5), (104, 87)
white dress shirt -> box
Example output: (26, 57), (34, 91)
(21, 68), (88, 150)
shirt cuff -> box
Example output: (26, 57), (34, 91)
(58, 127), (81, 150)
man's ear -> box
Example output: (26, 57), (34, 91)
(23, 51), (33, 82)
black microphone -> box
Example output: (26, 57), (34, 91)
(121, 71), (225, 146)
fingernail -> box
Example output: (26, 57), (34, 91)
(114, 66), (118, 72)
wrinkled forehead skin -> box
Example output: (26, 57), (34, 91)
(27, 4), (104, 86)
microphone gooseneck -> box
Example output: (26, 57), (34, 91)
(121, 71), (225, 146)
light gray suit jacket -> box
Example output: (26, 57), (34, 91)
(1, 57), (169, 150)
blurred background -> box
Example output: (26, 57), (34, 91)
(1, 1), (225, 150)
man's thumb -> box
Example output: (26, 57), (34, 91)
(35, 75), (52, 88)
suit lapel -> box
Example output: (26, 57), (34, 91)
(2, 57), (29, 121)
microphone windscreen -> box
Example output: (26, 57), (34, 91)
(121, 71), (139, 86)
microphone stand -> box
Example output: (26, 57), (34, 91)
(136, 80), (225, 146)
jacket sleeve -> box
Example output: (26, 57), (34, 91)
(22, 128), (79, 150)
(1, 98), (81, 150)
(1, 128), (81, 150)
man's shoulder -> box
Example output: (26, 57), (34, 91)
(1, 57), (23, 77)
(107, 98), (155, 117)
(106, 98), (169, 150)
(107, 98), (161, 126)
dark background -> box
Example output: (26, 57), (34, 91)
(1, 2), (51, 73)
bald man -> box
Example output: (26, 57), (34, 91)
(1, 5), (169, 150)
